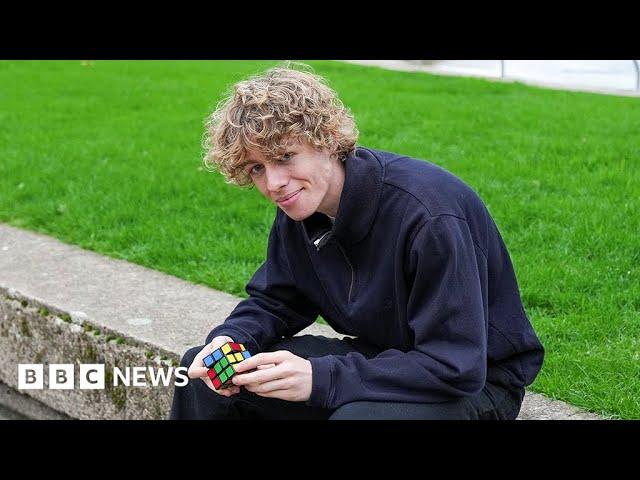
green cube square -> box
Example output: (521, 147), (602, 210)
(225, 366), (235, 378)
(219, 372), (228, 383)
(220, 357), (229, 368)
(214, 363), (223, 374)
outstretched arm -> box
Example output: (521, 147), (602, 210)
(205, 215), (319, 353)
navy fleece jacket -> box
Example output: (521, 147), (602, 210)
(206, 147), (545, 409)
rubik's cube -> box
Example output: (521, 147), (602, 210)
(203, 342), (252, 390)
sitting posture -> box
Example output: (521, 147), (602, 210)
(169, 64), (544, 420)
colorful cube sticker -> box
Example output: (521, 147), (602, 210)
(205, 341), (253, 390)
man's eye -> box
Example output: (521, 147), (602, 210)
(280, 152), (293, 162)
(249, 164), (264, 175)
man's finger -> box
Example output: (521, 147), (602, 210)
(233, 351), (289, 373)
(217, 387), (238, 397)
(255, 389), (289, 400)
(201, 377), (240, 396)
(233, 365), (283, 386)
(244, 378), (289, 394)
(257, 363), (276, 370)
(201, 376), (215, 390)
(188, 365), (210, 379)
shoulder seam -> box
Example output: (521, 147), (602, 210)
(408, 214), (488, 260)
(383, 180), (434, 218)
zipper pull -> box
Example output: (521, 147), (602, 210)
(313, 230), (333, 251)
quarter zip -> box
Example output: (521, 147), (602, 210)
(336, 242), (355, 303)
(311, 228), (356, 305)
(313, 230), (332, 251)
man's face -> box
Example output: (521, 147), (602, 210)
(241, 138), (344, 221)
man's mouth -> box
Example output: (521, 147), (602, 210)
(277, 189), (302, 202)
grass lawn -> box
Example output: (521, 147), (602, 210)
(1, 60), (638, 418)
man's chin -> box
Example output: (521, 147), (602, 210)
(279, 207), (313, 222)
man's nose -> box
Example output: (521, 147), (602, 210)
(265, 164), (289, 192)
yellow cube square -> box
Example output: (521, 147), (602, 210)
(235, 352), (244, 362)
(222, 344), (232, 354)
(227, 354), (236, 363)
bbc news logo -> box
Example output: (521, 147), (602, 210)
(18, 364), (189, 390)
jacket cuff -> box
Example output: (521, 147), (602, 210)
(307, 356), (334, 408)
(205, 326), (260, 354)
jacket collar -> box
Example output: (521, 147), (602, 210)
(301, 147), (384, 248)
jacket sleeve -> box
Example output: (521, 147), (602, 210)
(307, 215), (488, 409)
(205, 216), (320, 353)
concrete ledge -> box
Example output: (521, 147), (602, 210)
(0, 223), (601, 419)
(519, 391), (601, 420)
(0, 380), (71, 420)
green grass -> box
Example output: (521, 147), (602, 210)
(1, 60), (639, 418)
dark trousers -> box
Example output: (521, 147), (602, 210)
(169, 334), (525, 420)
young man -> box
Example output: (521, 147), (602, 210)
(169, 64), (544, 420)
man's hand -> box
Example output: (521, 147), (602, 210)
(231, 350), (313, 402)
(187, 336), (241, 397)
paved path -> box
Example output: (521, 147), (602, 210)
(342, 60), (640, 98)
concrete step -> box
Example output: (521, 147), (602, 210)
(0, 223), (601, 420)
(0, 380), (70, 420)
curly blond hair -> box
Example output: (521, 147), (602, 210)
(202, 62), (359, 186)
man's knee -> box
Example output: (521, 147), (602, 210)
(329, 399), (473, 420)
(180, 345), (205, 368)
(264, 336), (308, 355)
(170, 345), (232, 420)
(329, 402), (374, 420)
(264, 335), (357, 359)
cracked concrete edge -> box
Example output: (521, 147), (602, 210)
(0, 292), (180, 419)
(0, 380), (71, 420)
(0, 286), (343, 420)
